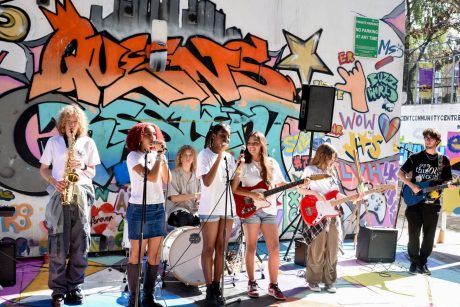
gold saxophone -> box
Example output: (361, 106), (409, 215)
(61, 131), (80, 205)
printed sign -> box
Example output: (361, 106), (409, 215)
(354, 16), (379, 58)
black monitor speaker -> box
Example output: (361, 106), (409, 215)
(356, 226), (397, 263)
(298, 85), (336, 132)
(0, 241), (16, 286)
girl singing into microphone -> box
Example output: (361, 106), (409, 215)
(125, 122), (170, 307)
(197, 123), (236, 306)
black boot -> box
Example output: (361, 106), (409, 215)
(141, 263), (161, 307)
(127, 263), (139, 307)
(204, 284), (218, 306)
(212, 281), (221, 299)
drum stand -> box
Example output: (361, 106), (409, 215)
(218, 157), (241, 306)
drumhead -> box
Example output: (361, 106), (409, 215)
(162, 226), (205, 286)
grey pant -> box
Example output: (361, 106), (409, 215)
(48, 205), (90, 296)
(305, 218), (340, 286)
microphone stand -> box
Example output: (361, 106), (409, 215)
(218, 156), (241, 306)
(134, 150), (149, 307)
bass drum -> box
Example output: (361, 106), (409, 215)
(162, 226), (205, 286)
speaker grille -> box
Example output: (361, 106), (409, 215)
(298, 85), (336, 132)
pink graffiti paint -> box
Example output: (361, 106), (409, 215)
(0, 50), (8, 64)
(375, 55), (394, 70)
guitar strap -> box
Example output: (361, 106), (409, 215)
(437, 154), (443, 182)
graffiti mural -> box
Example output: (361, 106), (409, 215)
(0, 0), (404, 256)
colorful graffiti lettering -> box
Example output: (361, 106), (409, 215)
(338, 51), (355, 65)
(339, 112), (376, 130)
(29, 0), (295, 106)
(366, 72), (398, 103)
(1, 203), (33, 233)
(378, 39), (403, 58)
(343, 131), (384, 160)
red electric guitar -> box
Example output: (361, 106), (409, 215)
(300, 184), (395, 226)
(234, 174), (330, 219)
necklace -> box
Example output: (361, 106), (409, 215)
(424, 151), (437, 161)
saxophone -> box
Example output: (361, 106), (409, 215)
(61, 131), (80, 205)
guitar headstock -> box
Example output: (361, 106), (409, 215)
(374, 183), (396, 193)
(309, 174), (331, 181)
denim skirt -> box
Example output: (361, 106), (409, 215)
(126, 203), (165, 240)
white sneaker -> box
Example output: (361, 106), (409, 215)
(309, 283), (321, 292)
(326, 285), (337, 293)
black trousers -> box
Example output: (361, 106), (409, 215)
(405, 203), (440, 266)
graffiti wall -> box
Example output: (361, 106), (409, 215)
(0, 0), (404, 256)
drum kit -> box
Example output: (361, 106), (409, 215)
(122, 220), (263, 286)
(123, 220), (205, 285)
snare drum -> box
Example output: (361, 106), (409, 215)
(162, 226), (205, 286)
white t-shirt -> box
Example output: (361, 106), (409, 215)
(302, 165), (338, 195)
(239, 158), (285, 216)
(196, 148), (236, 216)
(40, 135), (100, 185)
(127, 151), (165, 205)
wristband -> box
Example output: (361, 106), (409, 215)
(47, 176), (53, 183)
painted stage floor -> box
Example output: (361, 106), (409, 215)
(1, 228), (460, 307)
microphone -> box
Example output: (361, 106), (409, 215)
(397, 146), (414, 154)
(237, 146), (246, 166)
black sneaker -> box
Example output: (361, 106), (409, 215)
(420, 264), (431, 275)
(51, 294), (64, 307)
(64, 288), (83, 304)
(409, 262), (419, 275)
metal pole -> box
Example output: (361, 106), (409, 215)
(415, 62), (420, 104)
(432, 60), (436, 104)
(451, 55), (456, 104)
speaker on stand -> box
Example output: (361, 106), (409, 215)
(298, 85), (336, 133)
(0, 241), (16, 287)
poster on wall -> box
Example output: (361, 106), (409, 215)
(418, 62), (433, 100)
(354, 16), (379, 58)
(443, 131), (460, 215)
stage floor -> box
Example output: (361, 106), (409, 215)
(1, 227), (460, 307)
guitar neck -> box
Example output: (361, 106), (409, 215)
(330, 188), (383, 206)
(423, 181), (459, 193)
(263, 179), (304, 197)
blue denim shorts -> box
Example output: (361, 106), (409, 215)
(200, 214), (235, 223)
(241, 210), (277, 224)
(126, 203), (165, 240)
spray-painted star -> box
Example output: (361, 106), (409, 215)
(278, 29), (333, 84)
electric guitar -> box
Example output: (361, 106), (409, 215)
(402, 181), (460, 206)
(234, 174), (330, 219)
(300, 184), (395, 226)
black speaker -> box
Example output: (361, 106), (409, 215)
(356, 226), (397, 263)
(298, 85), (336, 132)
(294, 239), (307, 267)
(0, 241), (16, 286)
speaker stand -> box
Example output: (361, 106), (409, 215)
(280, 131), (315, 261)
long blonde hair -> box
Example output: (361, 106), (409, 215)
(56, 105), (88, 137)
(310, 143), (337, 173)
(175, 145), (198, 173)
